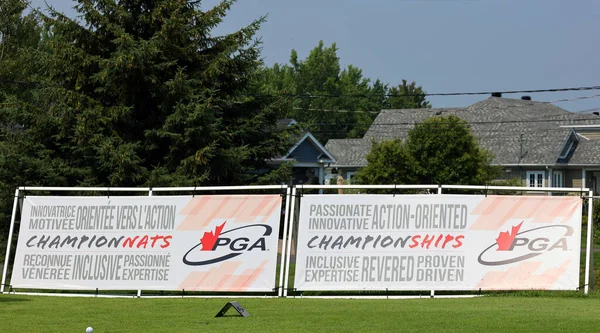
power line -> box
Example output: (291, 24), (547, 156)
(548, 93), (600, 104)
(307, 112), (600, 127)
(246, 85), (600, 99)
(369, 117), (600, 126)
(575, 107), (600, 113)
(282, 91), (600, 115)
(307, 117), (600, 136)
(3, 79), (600, 99)
(292, 107), (379, 114)
(425, 86), (600, 97)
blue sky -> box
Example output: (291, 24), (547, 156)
(29, 0), (600, 112)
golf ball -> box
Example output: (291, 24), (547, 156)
(86, 327), (93, 333)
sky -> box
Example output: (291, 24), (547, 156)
(28, 0), (600, 112)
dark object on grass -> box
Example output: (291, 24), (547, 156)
(215, 301), (250, 317)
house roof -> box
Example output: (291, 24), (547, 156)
(271, 131), (336, 164)
(325, 139), (370, 167)
(568, 139), (600, 165)
(328, 97), (600, 167)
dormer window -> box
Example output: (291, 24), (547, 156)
(558, 131), (578, 160)
(558, 139), (576, 159)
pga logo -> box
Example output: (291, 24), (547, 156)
(478, 221), (573, 266)
(183, 221), (272, 266)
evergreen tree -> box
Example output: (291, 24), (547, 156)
(0, 0), (293, 232)
(0, 0), (41, 99)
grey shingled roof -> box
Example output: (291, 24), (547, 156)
(568, 140), (600, 165)
(326, 97), (600, 166)
(325, 139), (371, 166)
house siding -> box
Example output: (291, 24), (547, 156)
(565, 169), (583, 189)
(327, 164), (592, 193)
(495, 168), (524, 185)
(486, 167), (592, 193)
(495, 168), (549, 187)
(289, 140), (322, 163)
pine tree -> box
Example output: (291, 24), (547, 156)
(0, 0), (41, 99)
(0, 0), (293, 232)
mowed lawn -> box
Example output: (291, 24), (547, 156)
(2, 294), (600, 332)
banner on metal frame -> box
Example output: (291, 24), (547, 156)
(11, 195), (282, 291)
(293, 194), (582, 291)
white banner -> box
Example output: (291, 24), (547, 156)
(12, 195), (282, 291)
(294, 195), (582, 291)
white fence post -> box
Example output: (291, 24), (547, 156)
(1, 189), (20, 294)
(136, 188), (153, 298)
(283, 187), (297, 297)
(585, 190), (594, 294)
(430, 185), (443, 298)
(277, 186), (292, 297)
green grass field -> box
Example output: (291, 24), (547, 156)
(0, 221), (598, 332)
(2, 293), (600, 332)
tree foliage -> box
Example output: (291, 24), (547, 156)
(0, 0), (41, 99)
(356, 115), (499, 186)
(0, 0), (294, 232)
(255, 41), (430, 142)
(387, 80), (431, 109)
(353, 139), (416, 185)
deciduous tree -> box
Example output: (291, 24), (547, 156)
(256, 41), (430, 142)
(356, 115), (499, 186)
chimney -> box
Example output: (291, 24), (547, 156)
(521, 96), (531, 101)
(491, 92), (502, 98)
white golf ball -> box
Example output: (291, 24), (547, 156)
(86, 327), (93, 333)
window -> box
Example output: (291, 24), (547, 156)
(553, 171), (564, 188)
(346, 171), (356, 183)
(526, 171), (545, 187)
(558, 132), (578, 159)
(558, 140), (575, 159)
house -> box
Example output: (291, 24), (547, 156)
(325, 95), (600, 194)
(268, 119), (336, 185)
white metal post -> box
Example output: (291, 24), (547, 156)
(590, 192), (595, 291)
(585, 190), (594, 294)
(547, 168), (552, 196)
(430, 185), (443, 298)
(283, 187), (297, 297)
(1, 189), (20, 294)
(136, 189), (153, 298)
(277, 187), (292, 297)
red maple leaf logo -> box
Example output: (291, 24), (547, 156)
(200, 222), (226, 251)
(496, 221), (523, 251)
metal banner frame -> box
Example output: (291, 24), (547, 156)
(1, 185), (293, 298)
(2, 184), (594, 298)
(285, 184), (594, 297)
